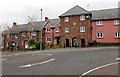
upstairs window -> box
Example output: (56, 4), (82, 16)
(114, 20), (120, 25)
(65, 27), (69, 33)
(97, 32), (103, 38)
(32, 32), (36, 36)
(46, 37), (51, 42)
(115, 32), (120, 38)
(80, 26), (85, 32)
(64, 17), (69, 22)
(80, 15), (85, 21)
(22, 32), (26, 36)
(56, 27), (60, 32)
(96, 21), (103, 26)
(46, 28), (51, 32)
(15, 34), (18, 38)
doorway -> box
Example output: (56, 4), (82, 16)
(65, 39), (69, 47)
(56, 37), (60, 44)
(25, 40), (28, 48)
(81, 39), (85, 47)
(72, 37), (78, 47)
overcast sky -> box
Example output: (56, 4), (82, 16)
(0, 0), (120, 31)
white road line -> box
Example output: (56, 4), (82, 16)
(40, 54), (53, 56)
(14, 53), (19, 55)
(80, 62), (120, 77)
(19, 58), (55, 68)
(0, 59), (7, 61)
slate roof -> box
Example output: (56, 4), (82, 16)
(60, 5), (90, 17)
(3, 21), (48, 34)
(91, 8), (120, 20)
(46, 18), (60, 28)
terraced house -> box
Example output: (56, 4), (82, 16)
(2, 5), (120, 50)
(2, 18), (60, 50)
(59, 5), (92, 47)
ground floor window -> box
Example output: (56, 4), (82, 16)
(115, 32), (120, 38)
(46, 37), (51, 42)
(97, 32), (103, 38)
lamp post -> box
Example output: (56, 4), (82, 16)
(40, 29), (42, 50)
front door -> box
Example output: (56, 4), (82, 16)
(81, 39), (85, 47)
(56, 37), (60, 44)
(66, 39), (69, 47)
(25, 41), (28, 48)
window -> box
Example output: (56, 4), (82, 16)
(22, 41), (24, 45)
(15, 34), (18, 38)
(32, 32), (36, 36)
(46, 28), (51, 32)
(64, 17), (69, 22)
(114, 20), (120, 25)
(97, 32), (103, 38)
(22, 32), (26, 36)
(80, 26), (85, 32)
(115, 32), (120, 38)
(46, 37), (51, 42)
(65, 27), (69, 33)
(56, 27), (60, 32)
(80, 15), (85, 21)
(96, 21), (103, 26)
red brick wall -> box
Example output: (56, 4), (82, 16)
(60, 15), (92, 47)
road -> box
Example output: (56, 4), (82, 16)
(2, 47), (119, 76)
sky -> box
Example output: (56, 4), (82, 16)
(0, 0), (120, 31)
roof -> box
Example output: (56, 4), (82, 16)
(60, 5), (90, 17)
(45, 18), (60, 28)
(91, 8), (120, 20)
(3, 21), (48, 34)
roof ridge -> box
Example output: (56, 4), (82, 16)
(90, 8), (119, 12)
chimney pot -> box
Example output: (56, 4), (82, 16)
(45, 17), (48, 21)
(13, 22), (17, 26)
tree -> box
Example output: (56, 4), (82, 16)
(26, 15), (38, 39)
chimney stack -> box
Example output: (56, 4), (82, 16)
(13, 22), (17, 26)
(45, 17), (49, 21)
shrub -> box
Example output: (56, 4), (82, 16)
(28, 39), (35, 46)
(7, 45), (14, 51)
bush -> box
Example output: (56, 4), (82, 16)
(7, 45), (14, 51)
(88, 41), (120, 46)
(28, 39), (35, 46)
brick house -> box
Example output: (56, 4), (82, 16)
(91, 8), (120, 43)
(59, 5), (92, 47)
(2, 21), (48, 50)
(43, 17), (60, 45)
(2, 18), (60, 50)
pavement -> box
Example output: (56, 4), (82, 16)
(1, 47), (119, 76)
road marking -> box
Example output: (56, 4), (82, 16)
(19, 58), (55, 68)
(14, 53), (19, 55)
(116, 58), (120, 60)
(0, 59), (7, 61)
(80, 62), (120, 77)
(41, 54), (53, 56)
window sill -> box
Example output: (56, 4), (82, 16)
(56, 31), (60, 33)
(97, 37), (104, 39)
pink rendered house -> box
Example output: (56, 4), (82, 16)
(91, 8), (120, 43)
(43, 18), (60, 45)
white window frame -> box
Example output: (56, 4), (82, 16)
(96, 21), (103, 26)
(32, 32), (36, 36)
(46, 37), (51, 42)
(80, 26), (85, 32)
(22, 41), (24, 45)
(65, 27), (69, 33)
(64, 17), (69, 22)
(22, 32), (26, 36)
(46, 28), (51, 32)
(56, 27), (60, 32)
(15, 34), (18, 38)
(115, 32), (120, 38)
(97, 32), (103, 38)
(114, 20), (120, 25)
(80, 15), (85, 21)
